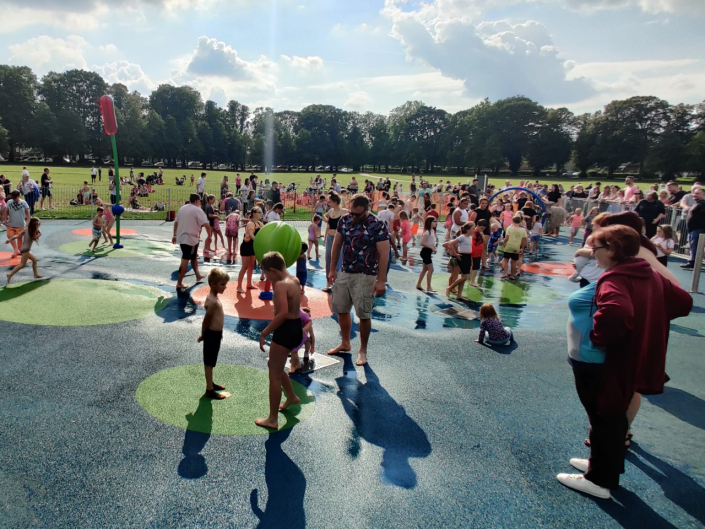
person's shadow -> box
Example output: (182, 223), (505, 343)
(645, 387), (705, 430)
(335, 359), (432, 489)
(250, 428), (306, 528)
(626, 442), (705, 525)
(178, 397), (213, 479)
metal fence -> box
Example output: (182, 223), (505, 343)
(29, 185), (457, 222)
(560, 197), (690, 257)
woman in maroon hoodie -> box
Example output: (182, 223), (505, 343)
(557, 225), (693, 499)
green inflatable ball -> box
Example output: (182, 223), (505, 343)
(253, 221), (302, 268)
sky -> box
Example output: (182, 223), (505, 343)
(1, 0), (703, 116)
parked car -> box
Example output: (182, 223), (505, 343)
(154, 161), (165, 167)
(175, 161), (183, 168)
(141, 161), (154, 167)
(217, 163), (228, 169)
(187, 161), (201, 168)
(103, 158), (113, 164)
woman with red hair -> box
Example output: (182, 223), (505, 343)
(558, 225), (692, 499)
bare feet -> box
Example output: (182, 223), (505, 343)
(176, 283), (187, 289)
(426, 288), (437, 293)
(456, 296), (469, 302)
(279, 396), (301, 410)
(469, 282), (480, 287)
(355, 352), (368, 366)
(6, 274), (10, 284)
(236, 287), (246, 293)
(328, 343), (351, 355)
(34, 275), (43, 279)
(247, 284), (258, 290)
(195, 274), (205, 282)
(289, 359), (302, 374)
(255, 417), (278, 429)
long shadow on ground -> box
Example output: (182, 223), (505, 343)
(250, 428), (306, 529)
(645, 387), (705, 431)
(178, 397), (213, 479)
(627, 442), (705, 525)
(335, 358), (431, 489)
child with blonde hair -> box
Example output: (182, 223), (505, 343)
(475, 303), (513, 345)
(197, 268), (229, 399)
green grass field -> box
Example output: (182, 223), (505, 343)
(0, 162), (687, 191)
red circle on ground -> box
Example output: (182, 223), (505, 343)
(521, 261), (575, 277)
(0, 252), (22, 267)
(72, 228), (137, 236)
(192, 281), (332, 320)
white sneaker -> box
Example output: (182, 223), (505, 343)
(570, 458), (589, 473)
(49, 206), (55, 210)
(40, 208), (46, 211)
(556, 473), (611, 499)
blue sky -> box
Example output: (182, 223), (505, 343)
(1, 0), (703, 115)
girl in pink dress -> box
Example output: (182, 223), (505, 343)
(399, 210), (412, 263)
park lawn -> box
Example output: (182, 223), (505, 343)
(0, 163), (691, 194)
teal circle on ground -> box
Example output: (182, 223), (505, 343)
(136, 364), (315, 435)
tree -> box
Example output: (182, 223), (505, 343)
(298, 104), (347, 168)
(30, 103), (59, 158)
(149, 85), (203, 124)
(526, 107), (574, 175)
(645, 104), (695, 180)
(55, 110), (86, 157)
(40, 69), (108, 158)
(0, 119), (9, 153)
(492, 97), (545, 175)
(225, 100), (250, 134)
(686, 132), (705, 179)
(0, 65), (38, 160)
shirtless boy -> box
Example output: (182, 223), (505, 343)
(256, 251), (302, 429)
(197, 268), (229, 399)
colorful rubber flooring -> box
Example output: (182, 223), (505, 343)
(1, 220), (704, 528)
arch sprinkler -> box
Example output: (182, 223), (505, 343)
(486, 187), (549, 224)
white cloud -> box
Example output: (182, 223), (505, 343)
(382, 2), (595, 104)
(344, 91), (372, 110)
(8, 35), (89, 70)
(565, 58), (699, 79)
(94, 60), (156, 93)
(280, 54), (324, 72)
(187, 36), (277, 83)
(99, 44), (118, 54)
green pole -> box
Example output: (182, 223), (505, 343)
(111, 135), (122, 248)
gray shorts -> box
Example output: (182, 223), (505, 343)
(331, 271), (376, 319)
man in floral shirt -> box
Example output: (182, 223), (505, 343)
(327, 193), (390, 366)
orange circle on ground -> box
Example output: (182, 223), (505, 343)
(192, 281), (332, 320)
(521, 261), (575, 276)
(72, 228), (137, 236)
(0, 252), (21, 267)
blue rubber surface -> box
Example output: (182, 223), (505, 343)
(0, 220), (703, 528)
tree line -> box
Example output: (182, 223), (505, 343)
(1, 64), (704, 179)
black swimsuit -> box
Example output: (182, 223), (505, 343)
(240, 225), (260, 257)
(272, 318), (303, 351)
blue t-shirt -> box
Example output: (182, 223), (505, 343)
(567, 282), (606, 364)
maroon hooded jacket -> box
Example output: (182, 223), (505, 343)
(589, 258), (693, 413)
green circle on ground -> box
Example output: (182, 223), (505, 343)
(431, 273), (561, 305)
(59, 238), (175, 258)
(0, 279), (169, 326)
(136, 364), (315, 435)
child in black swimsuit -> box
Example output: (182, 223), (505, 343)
(255, 251), (303, 430)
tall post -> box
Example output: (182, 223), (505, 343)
(690, 233), (705, 294)
(111, 135), (121, 247)
(167, 188), (171, 217)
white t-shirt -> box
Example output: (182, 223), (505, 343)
(91, 167), (97, 176)
(652, 236), (675, 258)
(377, 209), (394, 229)
(266, 211), (280, 223)
(423, 230), (436, 247)
(22, 168), (30, 179)
(457, 234), (472, 253)
(175, 204), (209, 246)
(530, 222), (542, 235)
(196, 177), (206, 194)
